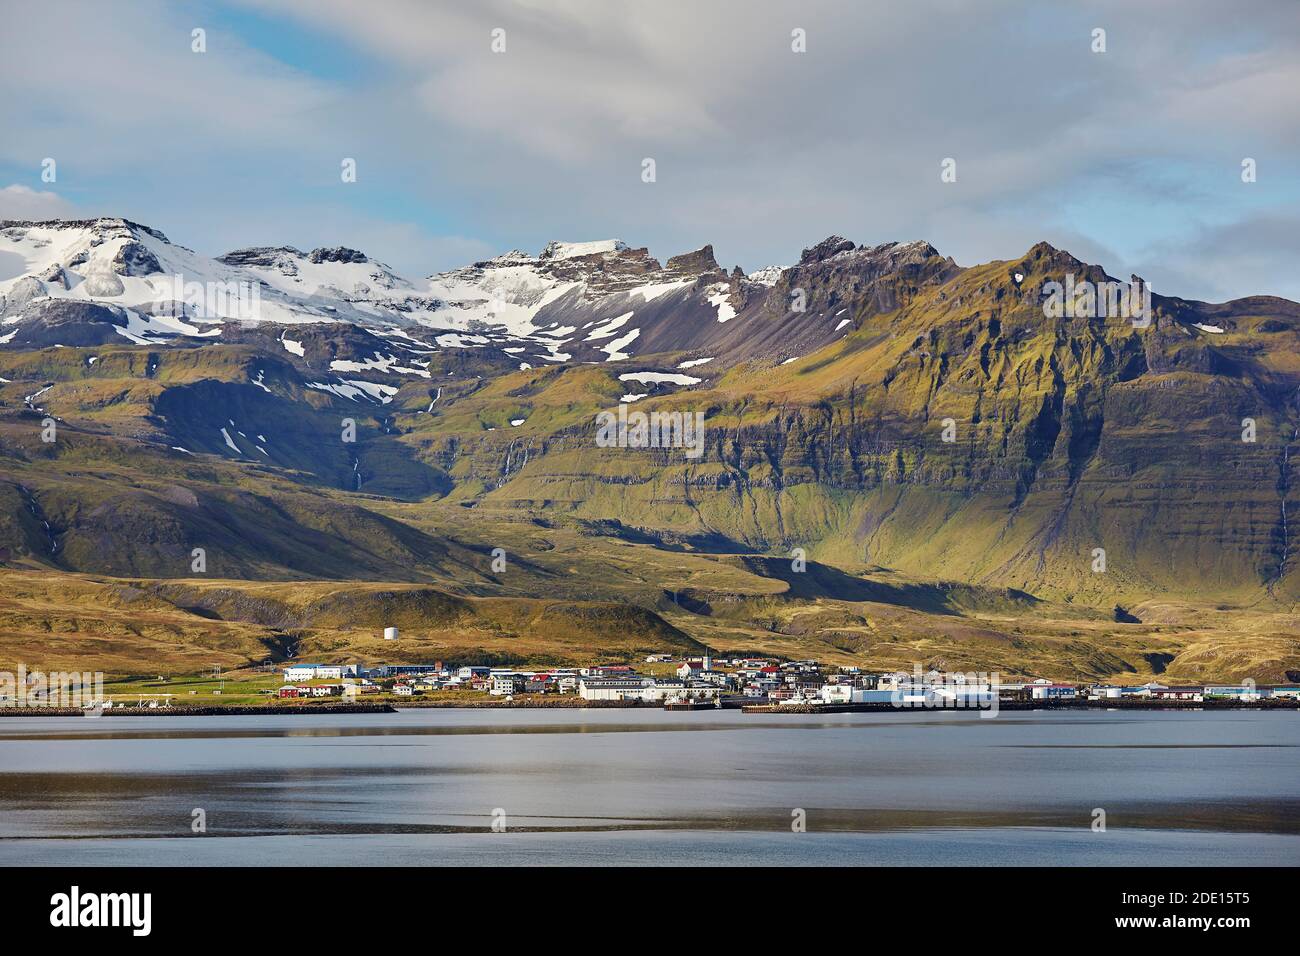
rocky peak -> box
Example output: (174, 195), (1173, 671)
(467, 250), (534, 270)
(854, 240), (942, 271)
(538, 244), (662, 290)
(799, 236), (856, 264)
(538, 240), (630, 261)
(1023, 241), (1086, 273)
(217, 246), (305, 267)
(307, 247), (368, 265)
(38, 263), (70, 288)
(0, 217), (170, 245)
(1017, 242), (1116, 292)
(746, 265), (784, 287)
(665, 244), (721, 276)
(110, 240), (163, 276)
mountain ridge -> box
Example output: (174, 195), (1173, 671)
(3, 216), (1300, 681)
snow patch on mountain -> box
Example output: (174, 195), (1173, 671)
(0, 218), (953, 375)
(635, 278), (692, 302)
(306, 379), (397, 403)
(601, 327), (640, 361)
(435, 332), (490, 348)
(707, 284), (737, 323)
(618, 371), (702, 386)
(330, 354), (432, 377)
(585, 311), (634, 341)
(116, 309), (220, 345)
(540, 239), (628, 260)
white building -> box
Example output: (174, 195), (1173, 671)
(821, 683), (999, 707)
(1204, 685), (1262, 701)
(491, 675), (524, 696)
(643, 680), (721, 702)
(821, 684), (871, 704)
(641, 679), (686, 701)
(578, 678), (652, 701)
(283, 664), (344, 682)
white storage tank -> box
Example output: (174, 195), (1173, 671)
(383, 626), (399, 641)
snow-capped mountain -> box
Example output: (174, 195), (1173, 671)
(6, 217), (1300, 626)
(2, 217), (977, 386)
(420, 239), (739, 365)
(0, 219), (443, 343)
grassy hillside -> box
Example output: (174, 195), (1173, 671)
(0, 570), (703, 675)
(3, 243), (1300, 682)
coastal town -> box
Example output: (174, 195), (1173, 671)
(5, 650), (1298, 714)
(272, 653), (1300, 710)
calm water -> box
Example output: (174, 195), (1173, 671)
(0, 708), (1297, 866)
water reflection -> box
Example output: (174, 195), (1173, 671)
(1, 709), (1296, 865)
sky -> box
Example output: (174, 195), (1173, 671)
(1, 0), (1298, 301)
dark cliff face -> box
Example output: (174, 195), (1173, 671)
(406, 243), (1300, 603)
(8, 222), (1300, 681)
(665, 245), (722, 274)
(4, 234), (1300, 607)
(1, 300), (135, 347)
(307, 247), (368, 264)
(217, 246), (307, 267)
(717, 239), (962, 353)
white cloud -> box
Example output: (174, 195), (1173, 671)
(1, 0), (1296, 299)
(0, 185), (79, 221)
(243, 0), (1300, 292)
(0, 1), (335, 169)
(1137, 209), (1300, 303)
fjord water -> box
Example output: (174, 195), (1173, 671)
(0, 709), (1296, 866)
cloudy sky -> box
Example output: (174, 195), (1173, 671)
(1, 0), (1297, 300)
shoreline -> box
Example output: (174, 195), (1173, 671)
(0, 702), (398, 717)
(1, 698), (1296, 717)
(741, 699), (1300, 714)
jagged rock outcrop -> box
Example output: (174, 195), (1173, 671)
(5, 216), (1300, 611)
